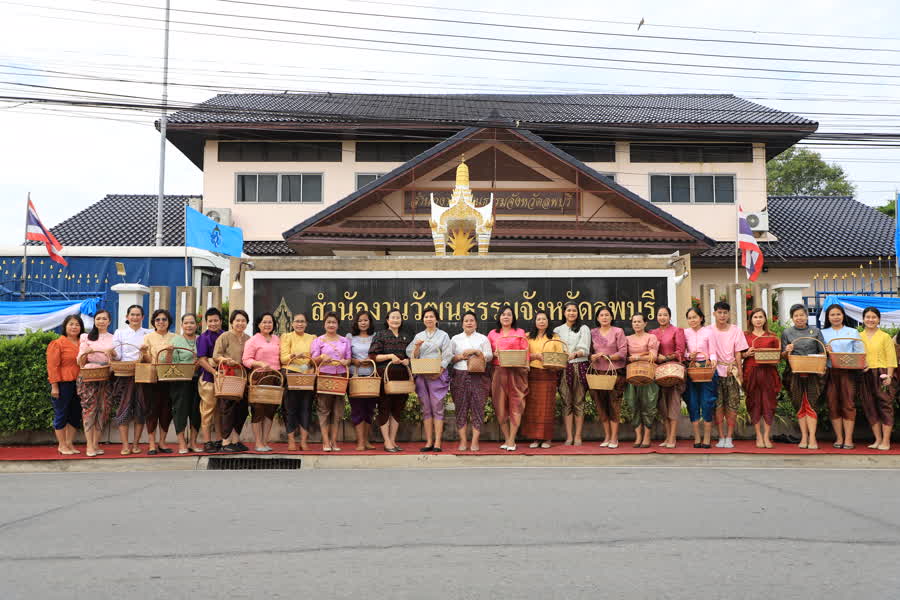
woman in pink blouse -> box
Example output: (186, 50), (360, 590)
(650, 306), (686, 449)
(589, 307), (627, 449)
(311, 312), (351, 452)
(77, 309), (116, 457)
(242, 312), (281, 452)
(624, 313), (659, 448)
(683, 307), (717, 448)
(487, 305), (530, 452)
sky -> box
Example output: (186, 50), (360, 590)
(1, 0), (899, 245)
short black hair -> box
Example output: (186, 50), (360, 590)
(384, 308), (404, 330)
(493, 304), (517, 332)
(686, 306), (705, 326)
(422, 307), (439, 321)
(151, 308), (172, 331)
(351, 311), (373, 336)
(657, 306), (672, 318)
(125, 304), (144, 324)
(181, 312), (198, 324)
(594, 306), (613, 326)
(713, 301), (731, 312)
(461, 311), (478, 324)
(229, 309), (249, 325)
(61, 314), (85, 337)
(204, 307), (222, 320)
(789, 303), (807, 318)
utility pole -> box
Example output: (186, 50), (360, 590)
(155, 0), (171, 247)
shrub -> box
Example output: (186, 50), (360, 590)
(0, 331), (57, 432)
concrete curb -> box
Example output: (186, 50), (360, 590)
(3, 453), (900, 473)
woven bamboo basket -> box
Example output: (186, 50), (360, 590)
(79, 364), (110, 383)
(349, 359), (381, 398)
(827, 337), (867, 370)
(134, 362), (157, 384)
(466, 353), (486, 373)
(155, 347), (197, 382)
(411, 357), (442, 375)
(751, 335), (782, 365)
(316, 360), (349, 396)
(586, 356), (617, 390)
(248, 368), (284, 405)
(110, 342), (141, 377)
(686, 354), (715, 382)
(541, 339), (568, 370)
(655, 361), (685, 387)
(626, 360), (656, 385)
(284, 361), (316, 391)
(497, 334), (528, 367)
(787, 337), (827, 376)
(383, 363), (415, 395)
(214, 363), (247, 399)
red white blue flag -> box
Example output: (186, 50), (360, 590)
(25, 197), (67, 267)
(738, 205), (763, 281)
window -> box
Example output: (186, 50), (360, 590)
(649, 174), (736, 204)
(218, 142), (342, 162)
(356, 173), (385, 190)
(598, 173), (616, 183)
(630, 143), (753, 163)
(554, 142), (615, 162)
(355, 142), (436, 162)
(236, 174), (323, 203)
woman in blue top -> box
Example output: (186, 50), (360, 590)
(822, 303), (863, 449)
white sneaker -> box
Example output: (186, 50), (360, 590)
(723, 438), (734, 449)
(715, 438), (726, 448)
(500, 443), (508, 450)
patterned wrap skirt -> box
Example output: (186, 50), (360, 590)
(521, 368), (558, 440)
(76, 378), (113, 432)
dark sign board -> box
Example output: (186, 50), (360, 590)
(402, 191), (577, 215)
(254, 274), (667, 337)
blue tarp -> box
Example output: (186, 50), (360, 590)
(818, 295), (900, 327)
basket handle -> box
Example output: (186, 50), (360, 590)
(383, 362), (413, 383)
(250, 367), (283, 387)
(825, 337), (865, 353)
(315, 359), (349, 380)
(541, 338), (568, 353)
(352, 359), (378, 378)
(217, 362), (246, 378)
(688, 353), (713, 368)
(113, 341), (142, 360)
(750, 335), (781, 350)
(155, 346), (198, 365)
(788, 336), (827, 354)
(588, 354), (615, 376)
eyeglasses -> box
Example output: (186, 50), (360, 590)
(154, 318), (168, 323)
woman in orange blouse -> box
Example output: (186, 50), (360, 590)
(47, 315), (85, 455)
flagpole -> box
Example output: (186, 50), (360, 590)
(21, 193), (29, 299)
(154, 0), (171, 247)
(734, 203), (739, 285)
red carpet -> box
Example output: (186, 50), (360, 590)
(2, 440), (899, 461)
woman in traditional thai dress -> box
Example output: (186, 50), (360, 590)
(140, 309), (175, 455)
(624, 313), (659, 448)
(408, 308), (452, 452)
(77, 309), (115, 457)
(346, 311), (376, 451)
(487, 305), (529, 452)
(821, 303), (862, 449)
(522, 311), (558, 449)
(650, 306), (685, 448)
(683, 306), (716, 448)
(449, 311), (492, 452)
(242, 312), (281, 452)
(781, 303), (826, 450)
(281, 312), (316, 451)
(553, 302), (591, 446)
(743, 308), (781, 449)
(859, 307), (897, 450)
(369, 308), (412, 452)
(589, 307), (627, 449)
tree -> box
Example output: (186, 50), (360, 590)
(876, 199), (895, 218)
(767, 147), (856, 196)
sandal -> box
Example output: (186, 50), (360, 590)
(540, 442), (551, 449)
(833, 442), (843, 449)
(842, 443), (855, 449)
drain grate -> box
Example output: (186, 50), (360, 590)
(206, 456), (302, 470)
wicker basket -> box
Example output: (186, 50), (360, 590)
(411, 357), (442, 375)
(827, 337), (867, 370)
(248, 368), (284, 405)
(80, 364), (110, 382)
(655, 361), (685, 387)
(787, 337), (827, 376)
(686, 354), (715, 382)
(626, 360), (656, 385)
(384, 364), (415, 395)
(541, 339), (568, 370)
(316, 360), (349, 396)
(284, 361), (316, 391)
(586, 356), (617, 390)
(110, 342), (141, 377)
(751, 335), (782, 365)
(467, 353), (486, 373)
(214, 363), (246, 399)
(155, 347), (197, 382)
(349, 360), (381, 398)
(134, 362), (157, 384)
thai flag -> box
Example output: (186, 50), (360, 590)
(25, 198), (67, 267)
(738, 205), (763, 281)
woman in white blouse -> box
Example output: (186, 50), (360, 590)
(449, 311), (493, 452)
(111, 304), (152, 455)
(553, 302), (591, 446)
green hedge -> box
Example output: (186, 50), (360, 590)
(0, 331), (57, 432)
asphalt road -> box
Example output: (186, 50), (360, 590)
(2, 466), (899, 599)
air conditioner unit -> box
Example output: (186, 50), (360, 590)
(187, 196), (202, 212)
(745, 211), (769, 232)
(204, 207), (232, 227)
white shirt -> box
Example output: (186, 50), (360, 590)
(552, 323), (591, 363)
(114, 326), (152, 361)
(450, 331), (493, 371)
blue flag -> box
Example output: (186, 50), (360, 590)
(185, 206), (243, 257)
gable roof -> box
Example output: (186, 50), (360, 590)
(696, 196), (895, 263)
(28, 194), (198, 247)
(282, 126), (715, 251)
(168, 93), (816, 128)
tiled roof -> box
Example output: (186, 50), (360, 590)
(168, 93), (816, 127)
(697, 196), (895, 261)
(244, 240), (295, 256)
(30, 194), (198, 247)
